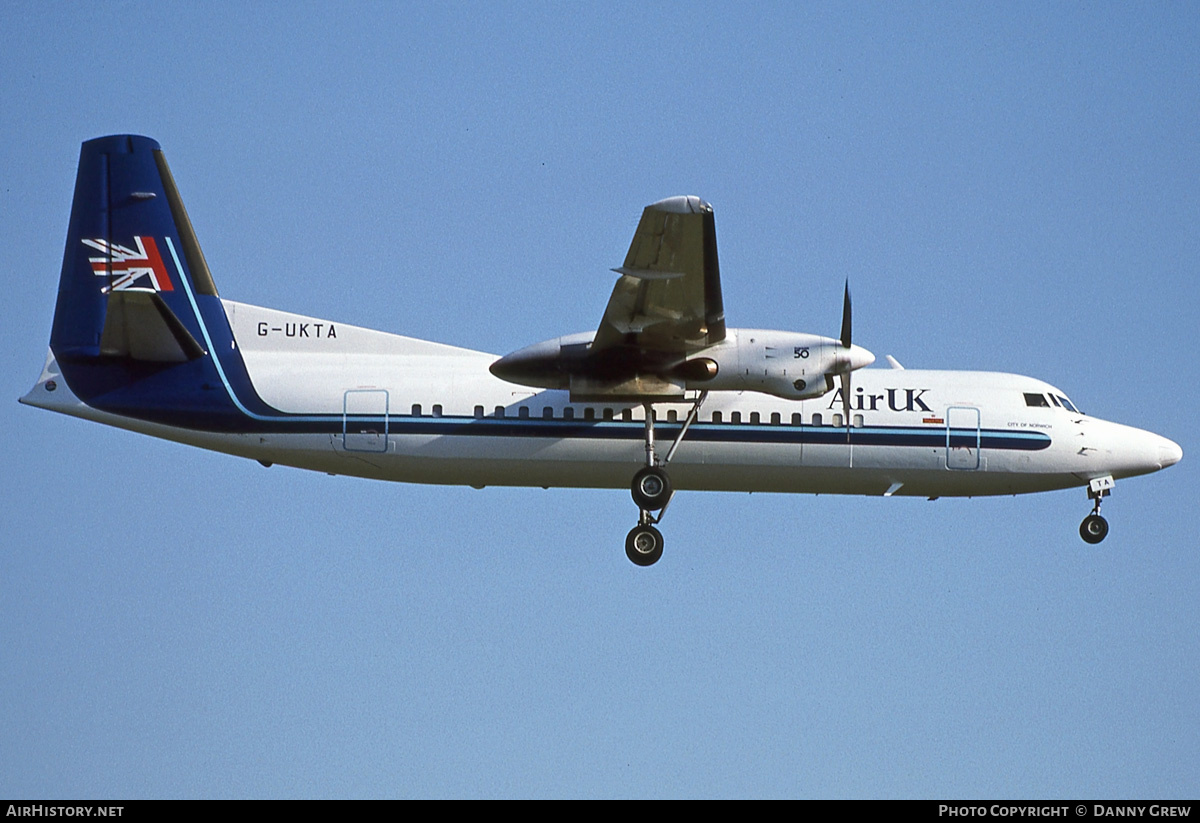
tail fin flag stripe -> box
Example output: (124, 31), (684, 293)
(82, 236), (174, 292)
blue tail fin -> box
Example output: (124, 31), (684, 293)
(44, 135), (255, 428)
(52, 135), (217, 361)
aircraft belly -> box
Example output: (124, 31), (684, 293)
(307, 432), (1078, 496)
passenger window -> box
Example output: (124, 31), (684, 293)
(622, 408), (633, 421)
(603, 408), (614, 421)
(712, 411), (723, 423)
(1024, 393), (1050, 407)
(543, 407), (554, 419)
(667, 409), (678, 423)
(811, 413), (822, 426)
(584, 407), (595, 421)
(494, 406), (505, 418)
(518, 406), (529, 418)
(563, 407), (574, 420)
(432, 404), (442, 417)
(730, 411), (741, 424)
(411, 404), (422, 416)
(474, 405), (484, 419)
(750, 412), (760, 424)
(771, 412), (781, 425)
(790, 413), (800, 425)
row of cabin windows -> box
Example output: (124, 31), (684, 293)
(407, 404), (863, 427)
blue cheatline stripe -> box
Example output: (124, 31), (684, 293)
(167, 237), (333, 424)
(333, 416), (1052, 451)
(162, 237), (1051, 451)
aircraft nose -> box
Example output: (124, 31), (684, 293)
(1085, 421), (1182, 478)
(1157, 436), (1183, 469)
(1127, 428), (1183, 474)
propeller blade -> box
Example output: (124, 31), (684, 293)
(840, 280), (852, 349)
(839, 282), (854, 442)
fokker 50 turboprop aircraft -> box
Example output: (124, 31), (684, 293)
(23, 135), (1182, 566)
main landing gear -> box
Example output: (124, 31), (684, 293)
(1079, 475), (1114, 545)
(624, 392), (706, 567)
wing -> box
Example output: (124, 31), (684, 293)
(592, 196), (726, 355)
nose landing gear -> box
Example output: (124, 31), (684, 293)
(1079, 475), (1114, 545)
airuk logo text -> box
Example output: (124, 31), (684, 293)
(828, 387), (932, 413)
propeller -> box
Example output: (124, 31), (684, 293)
(839, 281), (853, 432)
(832, 280), (874, 436)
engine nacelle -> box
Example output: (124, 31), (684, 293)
(676, 330), (874, 400)
(490, 328), (873, 402)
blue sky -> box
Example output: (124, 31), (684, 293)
(2, 2), (1197, 798)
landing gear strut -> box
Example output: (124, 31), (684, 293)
(1080, 475), (1113, 545)
(624, 392), (707, 566)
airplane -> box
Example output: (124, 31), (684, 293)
(21, 135), (1182, 566)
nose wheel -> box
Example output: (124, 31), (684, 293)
(1080, 513), (1109, 544)
(1079, 475), (1114, 545)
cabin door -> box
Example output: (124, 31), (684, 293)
(945, 406), (980, 470)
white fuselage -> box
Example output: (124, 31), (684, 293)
(22, 300), (1181, 499)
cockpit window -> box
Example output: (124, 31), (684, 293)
(1057, 395), (1079, 413)
(1023, 392), (1050, 407)
(1048, 394), (1061, 407)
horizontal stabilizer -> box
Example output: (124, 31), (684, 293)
(99, 291), (206, 362)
